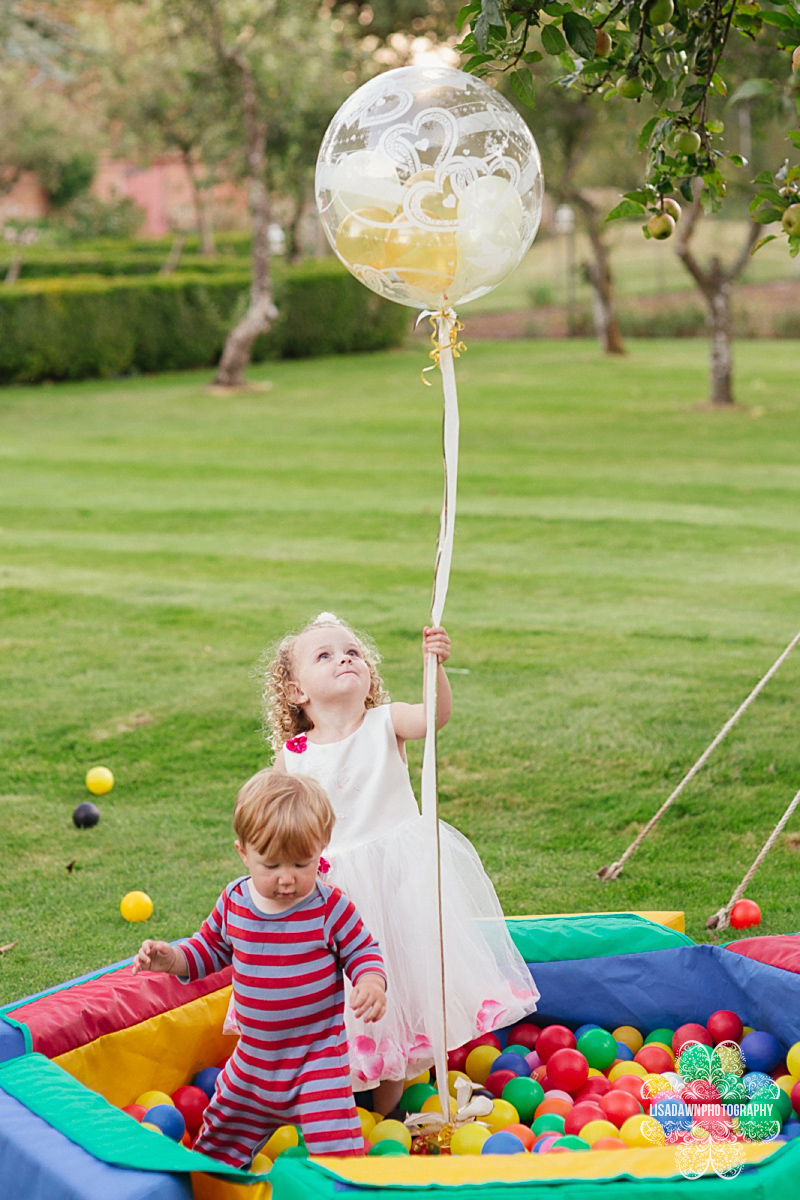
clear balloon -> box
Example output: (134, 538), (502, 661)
(316, 65), (544, 311)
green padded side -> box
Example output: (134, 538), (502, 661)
(0, 1053), (267, 1184)
(506, 914), (694, 964)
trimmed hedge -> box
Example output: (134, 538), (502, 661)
(0, 253), (249, 280)
(0, 260), (407, 384)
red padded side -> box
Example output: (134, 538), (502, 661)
(6, 965), (232, 1059)
(725, 935), (800, 976)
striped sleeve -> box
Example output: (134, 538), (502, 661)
(324, 888), (386, 987)
(179, 889), (233, 982)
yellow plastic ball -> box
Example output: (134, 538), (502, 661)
(120, 891), (153, 923)
(251, 1153), (272, 1174)
(620, 1115), (665, 1149)
(787, 1041), (800, 1079)
(465, 1045), (501, 1085)
(448, 1070), (471, 1095)
(368, 1120), (412, 1151)
(742, 1027), (755, 1038)
(263, 1126), (299, 1159)
(648, 1042), (675, 1063)
(86, 766), (114, 795)
(450, 1124), (491, 1156)
(483, 1099), (519, 1133)
(587, 1068), (604, 1078)
(141, 1122), (163, 1135)
(580, 1120), (621, 1146)
(775, 1075), (797, 1097)
(357, 1107), (377, 1136)
(608, 1061), (648, 1082)
(613, 1026), (644, 1054)
(135, 1090), (173, 1109)
(404, 1070), (431, 1088)
(642, 1073), (672, 1098)
(420, 1094), (456, 1117)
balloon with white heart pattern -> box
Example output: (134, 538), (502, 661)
(316, 65), (544, 311)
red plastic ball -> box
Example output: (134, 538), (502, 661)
(634, 1045), (673, 1075)
(464, 1032), (502, 1054)
(171, 1085), (210, 1134)
(508, 1023), (540, 1051)
(575, 1078), (613, 1103)
(485, 1070), (518, 1098)
(592, 1137), (627, 1150)
(564, 1101), (605, 1136)
(532, 1065), (548, 1084)
(547, 1048), (589, 1094)
(599, 1090), (643, 1128)
(611, 1075), (650, 1112)
(791, 1081), (800, 1118)
(536, 1026), (577, 1064)
(706, 1010), (743, 1045)
(672, 1023), (712, 1055)
(729, 900), (761, 929)
(769, 1062), (788, 1081)
(215, 1056), (230, 1070)
(448, 1046), (470, 1073)
(123, 1104), (147, 1122)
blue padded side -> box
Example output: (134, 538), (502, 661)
(529, 943), (800, 1044)
(0, 1016), (27, 1063)
(0, 1089), (191, 1200)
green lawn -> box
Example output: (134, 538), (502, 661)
(2, 339), (800, 1007)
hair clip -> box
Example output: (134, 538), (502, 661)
(313, 612), (341, 625)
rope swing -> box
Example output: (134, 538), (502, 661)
(597, 628), (800, 882)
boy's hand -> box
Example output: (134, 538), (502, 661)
(132, 940), (185, 976)
(351, 973), (387, 1022)
(423, 626), (450, 665)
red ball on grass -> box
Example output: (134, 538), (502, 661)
(729, 900), (761, 930)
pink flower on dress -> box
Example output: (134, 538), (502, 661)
(285, 734), (307, 754)
(476, 999), (508, 1033)
(352, 1036), (384, 1082)
(318, 856), (331, 876)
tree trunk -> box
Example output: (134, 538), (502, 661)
(183, 152), (216, 256)
(706, 263), (734, 407)
(213, 57), (276, 389)
(571, 192), (625, 355)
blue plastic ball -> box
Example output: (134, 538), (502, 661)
(743, 1071), (775, 1098)
(574, 1024), (602, 1039)
(783, 1122), (800, 1141)
(650, 1097), (692, 1135)
(491, 1053), (531, 1077)
(740, 1032), (784, 1075)
(193, 1067), (222, 1099)
(144, 1104), (186, 1142)
(481, 1132), (527, 1155)
(614, 1042), (635, 1062)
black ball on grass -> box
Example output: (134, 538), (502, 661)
(72, 802), (100, 828)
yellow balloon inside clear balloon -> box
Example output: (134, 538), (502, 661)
(316, 64), (543, 311)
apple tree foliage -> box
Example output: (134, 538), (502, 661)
(456, 0), (800, 255)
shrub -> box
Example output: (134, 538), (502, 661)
(618, 304), (707, 338)
(0, 261), (407, 384)
(0, 252), (248, 279)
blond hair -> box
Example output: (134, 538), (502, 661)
(234, 769), (334, 859)
(261, 613), (389, 753)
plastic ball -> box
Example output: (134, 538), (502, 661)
(357, 1108), (376, 1136)
(792, 1081), (800, 1117)
(465, 1032), (502, 1053)
(672, 1024), (712, 1055)
(72, 802), (100, 829)
(369, 1140), (409, 1156)
(447, 1070), (471, 1095)
(509, 1023), (540, 1050)
(707, 1011), (744, 1045)
(620, 1114), (665, 1148)
(613, 1027), (644, 1054)
(608, 1062), (647, 1083)
(575, 1078), (612, 1103)
(484, 1099), (519, 1133)
(613, 1043), (635, 1062)
(170, 1086), (209, 1134)
(741, 1031), (784, 1075)
(743, 1071), (774, 1097)
(531, 1113), (566, 1136)
(547, 1048), (589, 1094)
(141, 1122), (163, 1135)
(399, 1082), (437, 1111)
(536, 1026), (576, 1063)
(251, 1154), (272, 1174)
(786, 1041), (800, 1079)
(491, 1053), (531, 1078)
(525, 1051), (542, 1071)
(612, 1076), (650, 1111)
(782, 1120), (800, 1140)
(644, 1028), (675, 1047)
(599, 1089), (643, 1128)
(531, 1133), (561, 1153)
(716, 1043), (745, 1075)
(485, 1070), (517, 1098)
(719, 1074), (748, 1104)
(577, 1029), (617, 1072)
(579, 1119), (620, 1146)
(450, 1124), (491, 1155)
(550, 1135), (590, 1152)
(534, 1097), (572, 1120)
(591, 1137), (627, 1150)
(135, 1090), (173, 1109)
(123, 1104), (147, 1121)
(420, 1095), (453, 1116)
(120, 891), (153, 923)
(144, 1104), (185, 1141)
(264, 1126), (299, 1159)
(499, 1124), (536, 1150)
(466, 1045), (502, 1084)
(650, 1096), (692, 1135)
(730, 899), (761, 929)
(192, 1068), (221, 1099)
(448, 1046), (470, 1073)
(86, 766), (114, 794)
(369, 1120), (412, 1151)
(502, 1077), (544, 1123)
(564, 1102), (605, 1136)
(481, 1131), (527, 1155)
(661, 1071), (685, 1092)
(634, 1045), (674, 1075)
(503, 1044), (532, 1058)
(542, 1089), (573, 1104)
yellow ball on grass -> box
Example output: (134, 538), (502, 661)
(121, 891), (154, 923)
(86, 766), (114, 795)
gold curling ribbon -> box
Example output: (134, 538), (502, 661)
(421, 311), (467, 386)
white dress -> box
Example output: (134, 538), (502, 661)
(283, 705), (539, 1090)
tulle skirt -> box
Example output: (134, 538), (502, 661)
(326, 816), (539, 1090)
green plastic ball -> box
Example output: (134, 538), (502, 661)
(577, 1029), (617, 1071)
(532, 1114), (565, 1136)
(399, 1083), (437, 1112)
(504, 1044), (533, 1058)
(369, 1140), (410, 1156)
(719, 1073), (748, 1104)
(551, 1135), (590, 1152)
(501, 1077), (545, 1124)
(644, 1028), (675, 1046)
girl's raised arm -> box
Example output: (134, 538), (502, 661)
(390, 626), (452, 743)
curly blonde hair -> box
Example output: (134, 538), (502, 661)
(262, 613), (389, 753)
